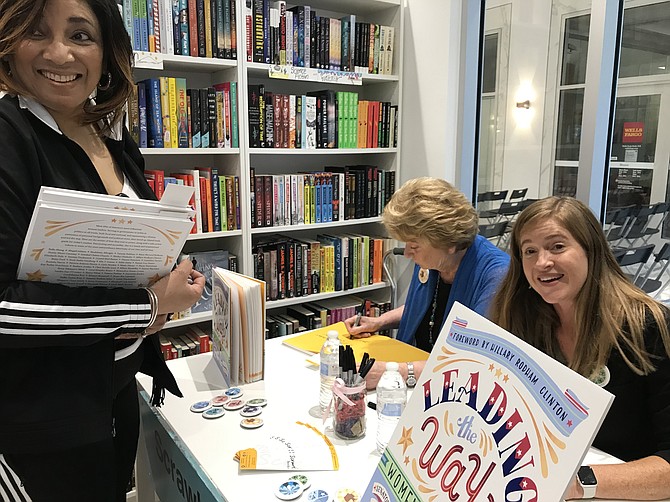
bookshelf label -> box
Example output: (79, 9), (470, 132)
(134, 51), (163, 70)
(268, 65), (363, 86)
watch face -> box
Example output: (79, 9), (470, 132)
(406, 375), (417, 387)
(578, 466), (597, 486)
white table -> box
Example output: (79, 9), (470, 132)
(135, 336), (666, 502)
(136, 336), (384, 501)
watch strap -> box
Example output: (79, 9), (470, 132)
(577, 466), (597, 499)
(406, 362), (416, 388)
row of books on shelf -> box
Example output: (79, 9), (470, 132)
(248, 85), (397, 149)
(249, 166), (396, 228)
(129, 78), (239, 149)
(121, 0), (237, 59)
(144, 168), (242, 234)
(268, 297), (391, 338)
(158, 325), (212, 360)
(253, 233), (391, 302)
(246, 1), (394, 74)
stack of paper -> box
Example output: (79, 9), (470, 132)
(235, 421), (339, 471)
(17, 185), (195, 288)
(211, 267), (265, 386)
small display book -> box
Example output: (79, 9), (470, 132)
(362, 302), (614, 501)
(211, 267), (266, 386)
(17, 184), (195, 288)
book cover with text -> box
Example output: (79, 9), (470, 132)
(363, 302), (614, 502)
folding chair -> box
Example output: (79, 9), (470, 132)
(614, 244), (655, 284)
(605, 205), (636, 246)
(494, 201), (524, 224)
(507, 188), (528, 203)
(479, 221), (508, 247)
(636, 243), (670, 297)
(638, 202), (669, 244)
(478, 190), (509, 219)
(620, 204), (656, 246)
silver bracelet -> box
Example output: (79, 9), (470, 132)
(142, 287), (159, 328)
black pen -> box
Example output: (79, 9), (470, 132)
(353, 298), (366, 327)
(359, 358), (375, 379)
(359, 352), (369, 375)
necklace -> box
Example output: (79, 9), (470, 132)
(427, 279), (440, 347)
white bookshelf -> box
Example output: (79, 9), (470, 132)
(131, 0), (403, 330)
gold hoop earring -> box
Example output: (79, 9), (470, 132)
(97, 72), (112, 91)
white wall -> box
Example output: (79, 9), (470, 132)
(400, 0), (462, 185)
(487, 0), (554, 199)
(394, 0), (465, 307)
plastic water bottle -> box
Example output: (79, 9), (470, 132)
(376, 361), (407, 453)
(319, 330), (341, 415)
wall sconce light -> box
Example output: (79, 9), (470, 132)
(516, 100), (530, 109)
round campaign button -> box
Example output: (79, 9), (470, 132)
(240, 406), (262, 417)
(288, 474), (311, 490)
(336, 488), (360, 502)
(306, 489), (329, 502)
(202, 407), (225, 420)
(224, 387), (244, 398)
(240, 417), (264, 429)
(246, 398), (268, 407)
(211, 395), (230, 407)
(190, 400), (212, 413)
(223, 399), (245, 411)
(275, 480), (303, 500)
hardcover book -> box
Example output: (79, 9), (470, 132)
(211, 268), (265, 386)
(18, 185), (195, 288)
(362, 303), (614, 501)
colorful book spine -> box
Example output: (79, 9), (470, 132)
(188, 88), (201, 148)
(137, 81), (148, 148)
(230, 81), (238, 148)
(229, 0), (237, 59)
(216, 0), (225, 58)
(175, 78), (188, 148)
(196, 0), (206, 57)
(200, 88), (210, 148)
(179, 0), (191, 56)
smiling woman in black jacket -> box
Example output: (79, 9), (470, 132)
(0, 0), (204, 500)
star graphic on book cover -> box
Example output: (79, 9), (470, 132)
(26, 270), (47, 281)
(397, 426), (414, 454)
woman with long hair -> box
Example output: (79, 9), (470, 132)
(491, 196), (670, 500)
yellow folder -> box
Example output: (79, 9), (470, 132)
(282, 322), (429, 363)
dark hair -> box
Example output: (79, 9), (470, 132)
(0, 0), (133, 131)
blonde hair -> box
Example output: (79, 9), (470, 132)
(382, 177), (478, 251)
(490, 196), (670, 377)
(0, 0), (134, 132)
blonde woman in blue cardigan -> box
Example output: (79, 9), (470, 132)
(345, 177), (509, 389)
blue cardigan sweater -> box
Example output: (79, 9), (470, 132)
(396, 235), (510, 345)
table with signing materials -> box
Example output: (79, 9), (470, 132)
(134, 334), (666, 502)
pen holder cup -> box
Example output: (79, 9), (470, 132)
(332, 379), (367, 440)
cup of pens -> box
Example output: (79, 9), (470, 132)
(332, 378), (366, 440)
(331, 346), (375, 440)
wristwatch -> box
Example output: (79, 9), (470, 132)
(406, 362), (416, 388)
(577, 465), (597, 499)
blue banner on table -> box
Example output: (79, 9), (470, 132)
(139, 391), (225, 502)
